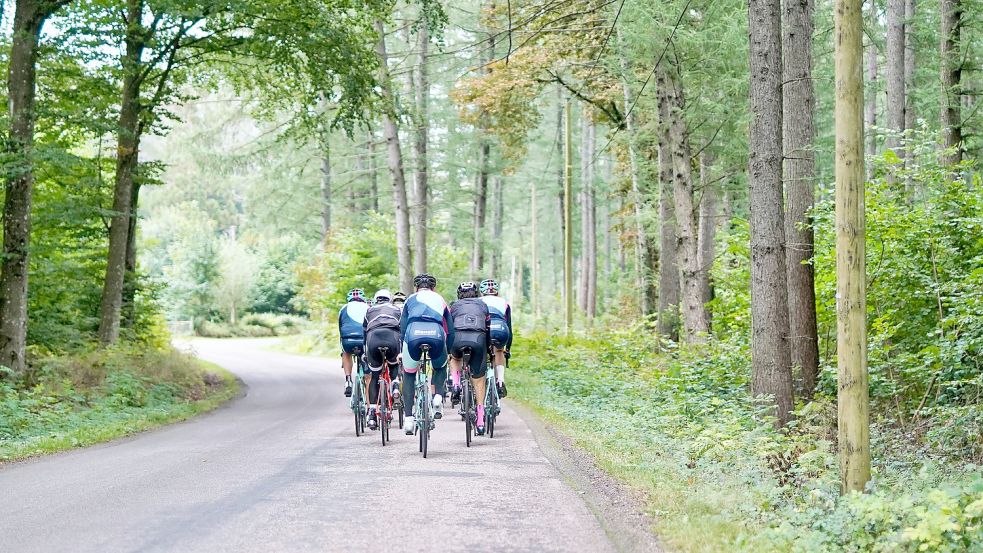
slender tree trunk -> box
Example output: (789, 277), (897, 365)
(885, 0), (906, 152)
(864, 0), (878, 179)
(531, 181), (540, 319)
(0, 0), (47, 371)
(368, 130), (379, 212)
(904, 0), (916, 134)
(120, 182), (141, 329)
(490, 176), (504, 277)
(661, 68), (708, 343)
(556, 88), (565, 305)
(784, 0), (820, 395)
(585, 118), (597, 319)
(749, 0), (794, 425)
(656, 94), (680, 341)
(578, 110), (590, 311)
(98, 0), (145, 345)
(834, 0), (870, 492)
(413, 16), (429, 274)
(619, 49), (650, 316)
(697, 154), (718, 318)
(320, 142), (331, 240)
(471, 142), (490, 277)
(375, 19), (412, 292)
(940, 0), (963, 165)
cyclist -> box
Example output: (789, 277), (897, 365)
(448, 281), (491, 435)
(480, 279), (512, 398)
(339, 288), (370, 397)
(392, 291), (407, 310)
(362, 289), (401, 430)
(399, 273), (454, 434)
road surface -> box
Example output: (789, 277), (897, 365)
(0, 338), (621, 553)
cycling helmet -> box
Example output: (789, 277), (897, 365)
(346, 288), (366, 302)
(457, 281), (479, 299)
(479, 279), (499, 296)
(413, 273), (437, 290)
(373, 289), (392, 304)
(392, 291), (407, 304)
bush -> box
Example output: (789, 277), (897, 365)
(196, 314), (307, 338)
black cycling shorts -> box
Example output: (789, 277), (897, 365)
(450, 331), (488, 377)
(366, 328), (400, 375)
(341, 336), (364, 355)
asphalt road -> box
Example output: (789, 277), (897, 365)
(0, 338), (618, 553)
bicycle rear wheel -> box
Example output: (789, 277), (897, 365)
(487, 388), (498, 439)
(463, 379), (472, 447)
(380, 385), (389, 446)
(353, 380), (362, 437)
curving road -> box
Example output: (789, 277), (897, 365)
(0, 338), (619, 553)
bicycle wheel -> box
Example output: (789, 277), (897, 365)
(487, 387), (498, 439)
(463, 378), (472, 447)
(379, 383), (389, 446)
(353, 379), (362, 437)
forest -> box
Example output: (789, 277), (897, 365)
(0, 0), (981, 550)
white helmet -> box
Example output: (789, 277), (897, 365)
(373, 289), (393, 304)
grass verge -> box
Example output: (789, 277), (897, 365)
(0, 347), (239, 463)
(510, 330), (983, 553)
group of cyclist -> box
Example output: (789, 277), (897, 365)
(338, 273), (512, 437)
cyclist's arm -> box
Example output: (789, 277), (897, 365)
(338, 307), (345, 337)
(505, 304), (513, 351)
(443, 305), (455, 347)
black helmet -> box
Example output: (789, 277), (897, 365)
(457, 281), (479, 299)
(413, 273), (437, 290)
(392, 291), (407, 304)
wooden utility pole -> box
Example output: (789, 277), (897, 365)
(564, 99), (574, 332)
(835, 0), (871, 494)
(531, 181), (540, 320)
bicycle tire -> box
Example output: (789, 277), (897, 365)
(380, 384), (389, 446)
(464, 378), (472, 447)
(353, 379), (362, 437)
(487, 385), (498, 439)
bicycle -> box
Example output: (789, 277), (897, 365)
(413, 345), (435, 458)
(377, 346), (395, 446)
(483, 346), (501, 438)
(351, 347), (367, 437)
(457, 347), (476, 447)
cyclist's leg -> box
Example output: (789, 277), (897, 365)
(448, 343), (463, 404)
(401, 338), (421, 431)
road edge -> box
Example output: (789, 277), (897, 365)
(511, 401), (665, 553)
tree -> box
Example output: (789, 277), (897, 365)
(412, 14), (430, 274)
(0, 0), (72, 372)
(784, 0), (820, 394)
(215, 236), (258, 325)
(375, 18), (413, 292)
(749, 0), (794, 425)
(834, 0), (871, 493)
(657, 108), (680, 341)
(940, 0), (963, 164)
(864, 0), (878, 178)
(886, 0), (906, 153)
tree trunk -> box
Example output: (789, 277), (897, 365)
(531, 181), (540, 319)
(864, 0), (878, 180)
(661, 68), (708, 343)
(490, 176), (504, 277)
(0, 0), (46, 371)
(320, 142), (331, 240)
(834, 0), (871, 493)
(656, 100), (680, 342)
(619, 43), (650, 316)
(412, 16), (429, 274)
(375, 19), (413, 292)
(98, 0), (146, 345)
(120, 182), (141, 329)
(578, 110), (590, 312)
(904, 0), (916, 134)
(368, 130), (379, 212)
(885, 0), (906, 152)
(784, 0), (820, 396)
(585, 118), (597, 319)
(940, 0), (963, 165)
(556, 88), (565, 305)
(697, 155), (718, 316)
(748, 0), (794, 425)
(471, 142), (490, 277)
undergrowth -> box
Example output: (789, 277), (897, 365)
(511, 329), (983, 552)
(0, 346), (238, 462)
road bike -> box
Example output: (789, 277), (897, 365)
(457, 347), (476, 447)
(483, 346), (501, 438)
(413, 345), (435, 458)
(377, 346), (395, 446)
(350, 347), (367, 437)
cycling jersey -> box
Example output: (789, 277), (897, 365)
(399, 289), (453, 371)
(481, 295), (512, 350)
(338, 300), (369, 354)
